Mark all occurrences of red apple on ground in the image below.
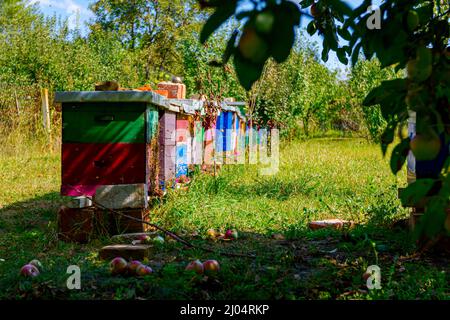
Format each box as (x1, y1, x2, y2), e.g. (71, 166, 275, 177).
(224, 229, 238, 240)
(138, 234, 151, 243)
(20, 264, 40, 278)
(203, 260, 220, 275)
(362, 271, 371, 282)
(136, 264, 153, 276)
(110, 257, 128, 275)
(127, 260, 142, 275)
(185, 260, 204, 275)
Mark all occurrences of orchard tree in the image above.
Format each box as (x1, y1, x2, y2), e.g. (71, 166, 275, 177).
(199, 0, 450, 241)
(179, 28, 246, 100)
(90, 0, 203, 80)
(348, 58, 400, 142)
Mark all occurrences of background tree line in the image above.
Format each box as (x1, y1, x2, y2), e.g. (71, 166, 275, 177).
(0, 0, 397, 154)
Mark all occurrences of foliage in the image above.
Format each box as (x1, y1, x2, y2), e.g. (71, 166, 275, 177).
(0, 0, 388, 147)
(251, 46, 345, 136)
(200, 0, 450, 240)
(348, 58, 401, 142)
(179, 27, 246, 100)
(90, 0, 203, 81)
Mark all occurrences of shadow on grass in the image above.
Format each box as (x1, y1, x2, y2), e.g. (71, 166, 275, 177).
(0, 192, 62, 232)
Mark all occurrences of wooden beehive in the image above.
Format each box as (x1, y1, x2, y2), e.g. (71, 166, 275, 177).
(160, 99, 205, 180)
(176, 114, 191, 178)
(158, 110, 177, 189)
(55, 91, 167, 235)
(215, 111, 225, 164)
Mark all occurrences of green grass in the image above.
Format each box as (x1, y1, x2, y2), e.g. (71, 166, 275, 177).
(0, 138, 448, 300)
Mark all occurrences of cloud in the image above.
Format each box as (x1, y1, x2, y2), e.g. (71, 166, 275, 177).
(28, 0, 94, 29)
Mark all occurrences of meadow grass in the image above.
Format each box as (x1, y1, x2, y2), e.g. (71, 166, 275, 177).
(154, 138, 408, 234)
(0, 138, 448, 300)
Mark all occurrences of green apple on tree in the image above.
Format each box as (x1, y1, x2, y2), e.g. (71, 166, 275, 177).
(406, 10, 420, 31)
(255, 10, 275, 34)
(410, 130, 441, 161)
(238, 27, 269, 64)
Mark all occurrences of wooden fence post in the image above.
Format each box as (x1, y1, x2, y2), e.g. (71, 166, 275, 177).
(14, 89, 21, 116)
(41, 88, 51, 134)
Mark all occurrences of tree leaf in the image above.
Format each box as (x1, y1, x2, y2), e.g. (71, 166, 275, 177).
(270, 15, 295, 63)
(280, 1, 302, 25)
(418, 197, 448, 238)
(337, 47, 348, 65)
(363, 79, 407, 106)
(321, 42, 330, 62)
(328, 0, 353, 17)
(236, 10, 253, 20)
(300, 0, 314, 9)
(307, 21, 316, 36)
(380, 123, 396, 155)
(351, 42, 362, 66)
(233, 50, 264, 91)
(200, 1, 237, 44)
(337, 27, 351, 41)
(399, 179, 435, 208)
(222, 30, 238, 65)
(390, 138, 410, 175)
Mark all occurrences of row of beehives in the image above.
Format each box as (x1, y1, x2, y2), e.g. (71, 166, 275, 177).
(55, 90, 267, 213)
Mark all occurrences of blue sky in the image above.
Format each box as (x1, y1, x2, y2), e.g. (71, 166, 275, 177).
(27, 0, 381, 75)
(28, 0, 94, 29)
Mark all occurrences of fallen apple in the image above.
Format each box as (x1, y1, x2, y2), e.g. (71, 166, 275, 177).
(203, 260, 220, 275)
(29, 259, 43, 270)
(206, 228, 217, 239)
(136, 264, 153, 276)
(185, 260, 204, 275)
(20, 264, 40, 278)
(127, 260, 143, 275)
(410, 132, 441, 161)
(153, 235, 165, 245)
(138, 234, 151, 242)
(362, 271, 371, 282)
(224, 229, 238, 240)
(110, 257, 128, 275)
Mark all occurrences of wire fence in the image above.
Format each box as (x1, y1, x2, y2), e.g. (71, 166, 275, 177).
(0, 83, 61, 156)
